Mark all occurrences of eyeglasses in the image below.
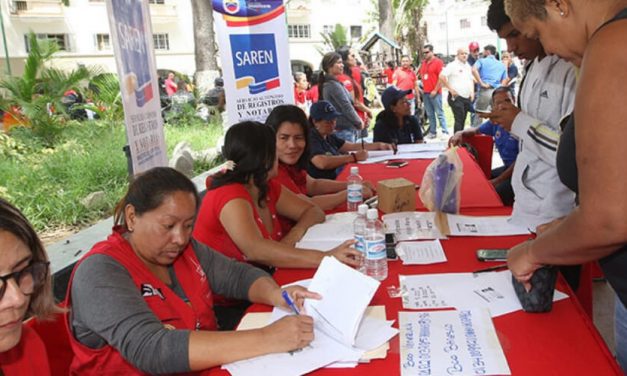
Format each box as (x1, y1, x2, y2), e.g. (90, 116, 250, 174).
(0, 261, 49, 301)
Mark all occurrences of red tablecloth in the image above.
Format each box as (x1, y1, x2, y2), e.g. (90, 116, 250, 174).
(337, 148, 503, 210)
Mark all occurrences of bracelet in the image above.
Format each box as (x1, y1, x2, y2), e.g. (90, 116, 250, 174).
(350, 152, 357, 163)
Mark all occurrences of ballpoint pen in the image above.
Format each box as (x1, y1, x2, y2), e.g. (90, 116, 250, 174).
(472, 263, 508, 275)
(282, 290, 300, 315)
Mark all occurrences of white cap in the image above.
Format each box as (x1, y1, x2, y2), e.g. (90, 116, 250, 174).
(358, 204, 368, 215)
(350, 166, 359, 175)
(367, 208, 378, 220)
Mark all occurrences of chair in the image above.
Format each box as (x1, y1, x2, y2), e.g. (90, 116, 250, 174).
(464, 134, 494, 179)
(24, 311, 73, 375)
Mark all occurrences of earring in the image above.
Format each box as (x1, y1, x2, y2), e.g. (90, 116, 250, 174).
(560, 10, 565, 16)
(128, 227, 134, 232)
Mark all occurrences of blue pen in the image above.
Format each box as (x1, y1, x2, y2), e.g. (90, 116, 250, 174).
(281, 290, 300, 315)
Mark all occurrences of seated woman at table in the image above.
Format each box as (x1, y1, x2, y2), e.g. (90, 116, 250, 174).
(193, 121, 360, 269)
(265, 104, 374, 213)
(67, 167, 319, 374)
(0, 198, 58, 376)
(504, 0, 627, 370)
(373, 86, 424, 145)
(307, 100, 393, 180)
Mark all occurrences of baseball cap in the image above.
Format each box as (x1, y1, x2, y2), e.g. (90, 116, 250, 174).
(381, 86, 412, 111)
(468, 41, 480, 52)
(310, 100, 342, 120)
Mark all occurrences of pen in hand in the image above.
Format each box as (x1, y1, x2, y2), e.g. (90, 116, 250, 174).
(282, 290, 300, 315)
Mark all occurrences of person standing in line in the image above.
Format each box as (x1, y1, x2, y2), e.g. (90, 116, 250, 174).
(440, 47, 475, 133)
(467, 41, 481, 67)
(392, 55, 419, 116)
(383, 61, 395, 86)
(501, 51, 520, 96)
(419, 45, 448, 138)
(318, 52, 363, 142)
(293, 72, 311, 115)
(472, 44, 508, 91)
(337, 47, 373, 136)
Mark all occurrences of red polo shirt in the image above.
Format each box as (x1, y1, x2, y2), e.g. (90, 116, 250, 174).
(392, 67, 417, 99)
(419, 57, 444, 94)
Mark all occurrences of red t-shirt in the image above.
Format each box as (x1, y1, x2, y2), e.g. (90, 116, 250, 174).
(392, 67, 417, 99)
(383, 67, 394, 84)
(274, 163, 308, 233)
(294, 87, 307, 106)
(193, 179, 283, 262)
(419, 57, 444, 94)
(307, 85, 319, 103)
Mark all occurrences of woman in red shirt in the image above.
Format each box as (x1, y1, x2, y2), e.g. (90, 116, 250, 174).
(193, 121, 361, 270)
(0, 198, 57, 376)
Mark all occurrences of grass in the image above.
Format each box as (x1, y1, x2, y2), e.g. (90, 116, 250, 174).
(0, 118, 223, 233)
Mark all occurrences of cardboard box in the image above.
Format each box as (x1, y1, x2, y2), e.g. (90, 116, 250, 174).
(376, 178, 416, 213)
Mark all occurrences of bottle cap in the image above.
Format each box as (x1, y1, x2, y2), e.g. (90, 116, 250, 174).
(367, 208, 378, 220)
(358, 204, 368, 215)
(350, 166, 359, 175)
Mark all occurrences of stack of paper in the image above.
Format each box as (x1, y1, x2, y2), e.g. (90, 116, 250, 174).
(359, 142, 448, 164)
(295, 212, 357, 251)
(223, 257, 399, 375)
(399, 309, 511, 376)
(399, 270, 568, 317)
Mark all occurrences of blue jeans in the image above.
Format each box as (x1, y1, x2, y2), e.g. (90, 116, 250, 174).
(616, 294, 627, 372)
(423, 92, 448, 135)
(335, 128, 357, 143)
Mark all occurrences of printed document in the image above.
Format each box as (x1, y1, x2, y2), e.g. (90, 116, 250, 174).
(399, 309, 511, 376)
(382, 212, 444, 241)
(396, 240, 447, 265)
(446, 214, 529, 236)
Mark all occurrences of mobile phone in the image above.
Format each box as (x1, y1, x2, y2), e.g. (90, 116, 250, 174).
(386, 160, 408, 168)
(476, 249, 508, 262)
(385, 233, 398, 260)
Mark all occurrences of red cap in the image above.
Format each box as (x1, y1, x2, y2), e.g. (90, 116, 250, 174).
(468, 41, 480, 52)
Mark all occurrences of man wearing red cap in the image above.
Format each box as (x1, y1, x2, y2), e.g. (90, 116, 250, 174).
(468, 41, 480, 66)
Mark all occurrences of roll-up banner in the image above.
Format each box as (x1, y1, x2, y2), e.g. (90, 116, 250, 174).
(212, 0, 294, 125)
(106, 0, 167, 175)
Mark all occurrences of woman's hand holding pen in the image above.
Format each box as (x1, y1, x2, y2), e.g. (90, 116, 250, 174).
(262, 314, 315, 353)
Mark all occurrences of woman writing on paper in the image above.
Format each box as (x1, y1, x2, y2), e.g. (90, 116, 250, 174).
(307, 101, 392, 180)
(265, 104, 375, 214)
(503, 0, 627, 370)
(0, 198, 57, 375)
(66, 167, 318, 374)
(373, 86, 425, 145)
(193, 121, 361, 270)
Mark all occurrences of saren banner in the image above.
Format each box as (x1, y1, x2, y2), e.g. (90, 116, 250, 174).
(106, 0, 167, 175)
(212, 0, 294, 125)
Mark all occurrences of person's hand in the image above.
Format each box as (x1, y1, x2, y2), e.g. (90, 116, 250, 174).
(535, 217, 565, 236)
(328, 239, 363, 268)
(262, 315, 314, 353)
(448, 131, 464, 147)
(430, 91, 437, 98)
(362, 183, 374, 199)
(480, 81, 491, 89)
(489, 102, 521, 131)
(470, 93, 475, 102)
(507, 241, 543, 292)
(276, 285, 322, 313)
(378, 142, 394, 151)
(449, 89, 458, 98)
(354, 149, 368, 161)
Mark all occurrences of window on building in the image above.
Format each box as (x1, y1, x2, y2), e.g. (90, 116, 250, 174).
(322, 25, 334, 34)
(153, 33, 170, 50)
(25, 34, 70, 52)
(148, 0, 165, 3)
(481, 16, 487, 26)
(350, 25, 362, 39)
(287, 24, 311, 39)
(94, 34, 110, 51)
(460, 18, 471, 29)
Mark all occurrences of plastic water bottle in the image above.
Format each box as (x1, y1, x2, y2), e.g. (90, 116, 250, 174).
(364, 208, 388, 281)
(353, 204, 369, 274)
(346, 166, 363, 212)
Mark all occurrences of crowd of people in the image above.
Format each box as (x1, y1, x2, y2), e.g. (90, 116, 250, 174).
(1, 0, 626, 374)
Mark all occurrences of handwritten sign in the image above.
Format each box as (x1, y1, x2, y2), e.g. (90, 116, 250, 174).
(399, 309, 511, 376)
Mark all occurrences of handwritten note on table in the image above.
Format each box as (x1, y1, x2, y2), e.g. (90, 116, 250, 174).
(399, 271, 569, 317)
(396, 240, 447, 265)
(399, 309, 511, 376)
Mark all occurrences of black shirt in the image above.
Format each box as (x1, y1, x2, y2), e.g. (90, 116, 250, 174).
(307, 128, 346, 180)
(373, 111, 424, 144)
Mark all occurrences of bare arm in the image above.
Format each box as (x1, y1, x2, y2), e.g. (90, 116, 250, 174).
(276, 186, 325, 246)
(508, 27, 627, 281)
(306, 174, 347, 195)
(340, 141, 393, 152)
(490, 161, 515, 186)
(310, 153, 356, 170)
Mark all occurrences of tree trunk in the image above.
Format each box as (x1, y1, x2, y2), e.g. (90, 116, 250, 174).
(378, 0, 395, 61)
(191, 0, 220, 95)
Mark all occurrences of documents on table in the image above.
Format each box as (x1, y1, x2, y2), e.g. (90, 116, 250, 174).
(399, 271, 568, 317)
(359, 142, 448, 164)
(296, 212, 357, 251)
(396, 240, 447, 265)
(383, 211, 530, 240)
(224, 257, 398, 375)
(399, 309, 511, 376)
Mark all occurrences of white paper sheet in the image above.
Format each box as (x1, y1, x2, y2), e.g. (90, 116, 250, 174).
(382, 212, 445, 241)
(446, 215, 530, 236)
(359, 151, 443, 164)
(399, 270, 569, 317)
(397, 141, 447, 153)
(305, 257, 381, 346)
(396, 240, 447, 265)
(399, 309, 511, 376)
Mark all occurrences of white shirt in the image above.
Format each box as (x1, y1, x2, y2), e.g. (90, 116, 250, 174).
(441, 59, 474, 99)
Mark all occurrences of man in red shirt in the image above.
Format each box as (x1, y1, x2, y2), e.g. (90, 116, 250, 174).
(419, 44, 448, 138)
(393, 55, 418, 116)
